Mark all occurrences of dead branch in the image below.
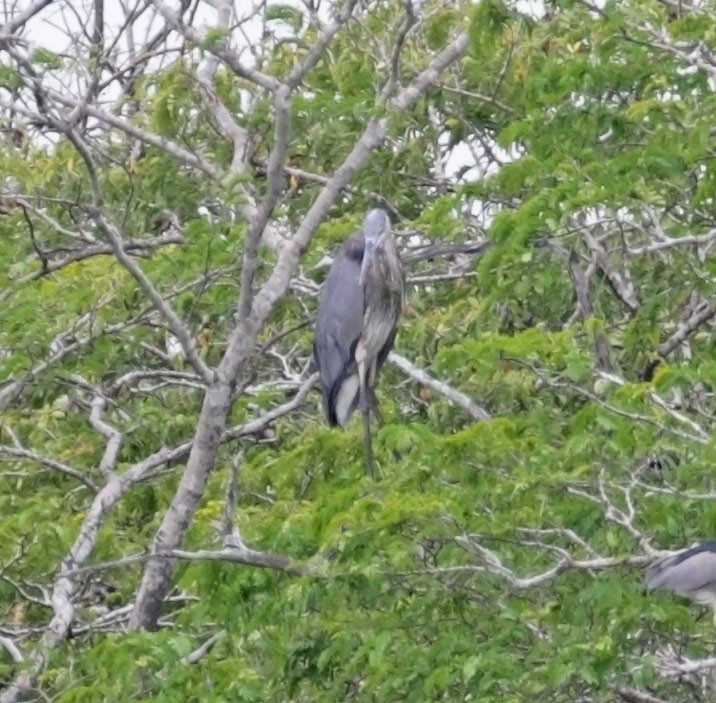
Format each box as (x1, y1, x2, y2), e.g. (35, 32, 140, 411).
(616, 686, 670, 703)
(655, 645, 716, 679)
(88, 394, 123, 479)
(2, 0, 54, 34)
(0, 444, 98, 493)
(167, 546, 310, 575)
(0, 635, 24, 665)
(582, 228, 640, 313)
(150, 0, 280, 91)
(388, 352, 491, 421)
(88, 212, 214, 385)
(14, 231, 185, 282)
(658, 298, 716, 359)
(520, 359, 710, 445)
(545, 239, 612, 370)
(596, 370, 710, 442)
(65, 543, 312, 578)
(454, 533, 651, 590)
(181, 630, 226, 665)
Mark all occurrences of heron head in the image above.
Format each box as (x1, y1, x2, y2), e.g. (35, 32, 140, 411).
(360, 208, 391, 285)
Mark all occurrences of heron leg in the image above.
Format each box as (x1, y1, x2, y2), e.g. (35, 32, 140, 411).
(357, 355, 374, 479)
(367, 387, 384, 426)
(361, 403, 374, 479)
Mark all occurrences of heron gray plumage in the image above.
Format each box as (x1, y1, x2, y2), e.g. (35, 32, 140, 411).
(314, 208, 404, 477)
(646, 541, 716, 624)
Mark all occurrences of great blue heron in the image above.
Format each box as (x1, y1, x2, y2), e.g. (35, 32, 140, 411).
(646, 541, 716, 624)
(314, 208, 404, 477)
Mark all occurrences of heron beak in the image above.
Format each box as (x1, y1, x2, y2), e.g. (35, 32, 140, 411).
(359, 240, 377, 286)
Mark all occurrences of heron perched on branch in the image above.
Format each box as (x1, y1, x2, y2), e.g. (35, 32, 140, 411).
(646, 541, 716, 624)
(314, 208, 404, 477)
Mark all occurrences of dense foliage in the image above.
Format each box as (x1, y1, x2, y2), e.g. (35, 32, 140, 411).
(3, 0, 716, 700)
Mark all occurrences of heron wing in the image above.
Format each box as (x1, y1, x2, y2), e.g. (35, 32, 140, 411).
(314, 234, 365, 426)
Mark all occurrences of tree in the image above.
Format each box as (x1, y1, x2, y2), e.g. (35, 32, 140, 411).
(2, 0, 716, 701)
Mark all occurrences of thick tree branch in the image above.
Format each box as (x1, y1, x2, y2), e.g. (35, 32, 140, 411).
(88, 211, 214, 384)
(68, 545, 313, 578)
(627, 227, 716, 255)
(582, 229, 640, 313)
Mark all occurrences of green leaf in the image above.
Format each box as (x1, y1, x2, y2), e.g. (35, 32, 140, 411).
(265, 5, 304, 31)
(31, 48, 62, 69)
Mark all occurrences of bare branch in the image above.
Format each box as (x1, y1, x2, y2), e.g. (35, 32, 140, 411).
(454, 533, 651, 591)
(597, 370, 710, 442)
(236, 84, 292, 322)
(253, 159, 401, 217)
(194, 0, 250, 174)
(0, 574, 50, 609)
(27, 102, 215, 386)
(388, 352, 491, 422)
(285, 0, 359, 89)
(0, 636, 24, 665)
(219, 451, 242, 542)
(2, 0, 54, 34)
(88, 394, 123, 479)
(377, 0, 417, 103)
(582, 229, 640, 313)
(44, 89, 219, 176)
(150, 0, 281, 91)
(657, 649, 716, 676)
(14, 231, 185, 283)
(658, 298, 716, 359)
(521, 359, 710, 445)
(87, 211, 215, 385)
(616, 686, 670, 703)
(0, 444, 98, 493)
(66, 543, 312, 577)
(438, 82, 518, 116)
(168, 546, 310, 575)
(181, 630, 226, 665)
(627, 227, 716, 255)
